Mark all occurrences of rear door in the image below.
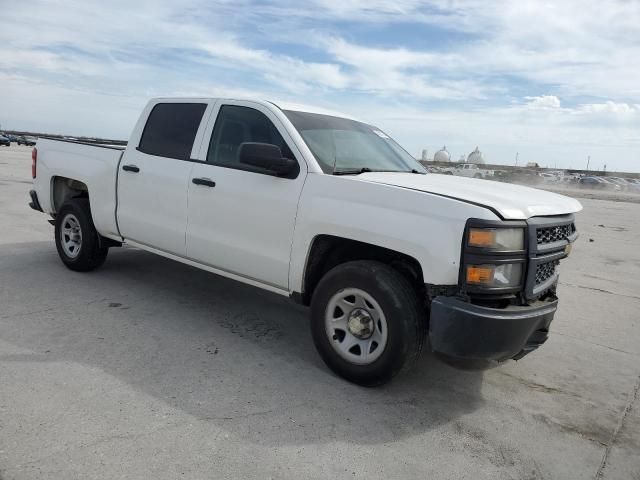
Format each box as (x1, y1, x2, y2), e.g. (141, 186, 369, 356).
(117, 101, 211, 255)
(186, 101, 307, 290)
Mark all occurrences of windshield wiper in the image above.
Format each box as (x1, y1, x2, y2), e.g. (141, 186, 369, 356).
(333, 167, 425, 176)
(333, 167, 375, 175)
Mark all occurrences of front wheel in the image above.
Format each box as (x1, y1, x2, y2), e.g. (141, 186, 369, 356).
(55, 198, 108, 271)
(310, 260, 425, 386)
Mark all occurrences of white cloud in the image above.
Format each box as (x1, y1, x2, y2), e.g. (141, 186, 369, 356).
(3, 0, 638, 101)
(320, 37, 485, 99)
(576, 102, 638, 114)
(525, 96, 561, 110)
(198, 41, 350, 92)
(266, 0, 640, 99)
(0, 0, 638, 170)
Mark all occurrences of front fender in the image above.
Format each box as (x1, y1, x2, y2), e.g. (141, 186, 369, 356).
(289, 173, 499, 292)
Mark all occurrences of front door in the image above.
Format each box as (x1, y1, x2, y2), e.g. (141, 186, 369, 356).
(186, 102, 306, 290)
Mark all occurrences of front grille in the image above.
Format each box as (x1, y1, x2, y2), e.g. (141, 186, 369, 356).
(535, 260, 559, 285)
(537, 223, 575, 245)
(526, 215, 576, 300)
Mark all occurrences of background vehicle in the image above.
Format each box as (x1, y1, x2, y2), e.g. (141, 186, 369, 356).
(18, 135, 37, 146)
(578, 176, 606, 189)
(424, 166, 453, 175)
(0, 135, 10, 147)
(539, 172, 563, 183)
(624, 178, 640, 191)
(607, 177, 638, 191)
(29, 97, 581, 385)
(451, 163, 494, 179)
(599, 177, 622, 190)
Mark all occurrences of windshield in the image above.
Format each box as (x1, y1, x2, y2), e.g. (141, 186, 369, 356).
(283, 110, 426, 174)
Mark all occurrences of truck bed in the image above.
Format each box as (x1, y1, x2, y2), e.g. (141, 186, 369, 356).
(33, 138, 125, 239)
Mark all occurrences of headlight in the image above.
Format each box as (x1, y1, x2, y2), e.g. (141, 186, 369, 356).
(468, 227, 524, 251)
(466, 263, 523, 288)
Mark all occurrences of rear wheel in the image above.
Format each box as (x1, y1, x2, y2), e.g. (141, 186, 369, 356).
(310, 260, 425, 386)
(55, 198, 108, 271)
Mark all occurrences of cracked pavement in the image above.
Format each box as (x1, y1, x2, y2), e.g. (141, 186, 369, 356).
(1, 145, 639, 479)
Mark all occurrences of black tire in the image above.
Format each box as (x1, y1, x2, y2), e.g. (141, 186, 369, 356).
(55, 198, 108, 272)
(310, 260, 425, 386)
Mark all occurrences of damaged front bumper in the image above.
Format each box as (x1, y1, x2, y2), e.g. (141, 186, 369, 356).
(429, 296, 557, 369)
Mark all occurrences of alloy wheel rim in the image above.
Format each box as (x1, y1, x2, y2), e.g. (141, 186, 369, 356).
(60, 213, 82, 258)
(325, 288, 388, 365)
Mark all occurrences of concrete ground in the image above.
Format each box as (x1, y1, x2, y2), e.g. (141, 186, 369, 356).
(1, 144, 639, 480)
(516, 182, 640, 205)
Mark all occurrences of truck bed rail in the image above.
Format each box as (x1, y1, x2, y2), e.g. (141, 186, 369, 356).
(40, 137, 127, 151)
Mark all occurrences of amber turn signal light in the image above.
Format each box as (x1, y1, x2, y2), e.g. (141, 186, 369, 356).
(468, 228, 496, 247)
(466, 266, 494, 284)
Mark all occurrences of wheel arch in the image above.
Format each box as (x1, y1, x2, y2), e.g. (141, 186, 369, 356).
(51, 176, 89, 213)
(298, 234, 425, 306)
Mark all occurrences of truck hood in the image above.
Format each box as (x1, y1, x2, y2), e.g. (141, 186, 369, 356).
(355, 172, 582, 220)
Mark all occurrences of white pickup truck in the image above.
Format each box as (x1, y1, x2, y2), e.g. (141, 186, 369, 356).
(450, 163, 495, 179)
(29, 97, 581, 385)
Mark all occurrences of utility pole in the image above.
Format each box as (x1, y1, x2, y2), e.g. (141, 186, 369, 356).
(515, 152, 519, 167)
(586, 155, 590, 171)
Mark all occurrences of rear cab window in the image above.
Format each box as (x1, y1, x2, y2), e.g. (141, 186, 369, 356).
(138, 103, 207, 160)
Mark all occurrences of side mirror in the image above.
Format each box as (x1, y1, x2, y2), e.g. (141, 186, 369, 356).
(238, 142, 297, 177)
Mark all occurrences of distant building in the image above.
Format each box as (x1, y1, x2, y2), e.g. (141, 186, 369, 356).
(467, 146, 485, 164)
(421, 149, 428, 161)
(434, 145, 451, 162)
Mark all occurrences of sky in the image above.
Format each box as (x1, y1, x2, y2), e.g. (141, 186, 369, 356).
(0, 0, 638, 171)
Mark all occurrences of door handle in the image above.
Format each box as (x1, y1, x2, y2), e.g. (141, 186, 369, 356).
(192, 177, 216, 187)
(122, 164, 140, 173)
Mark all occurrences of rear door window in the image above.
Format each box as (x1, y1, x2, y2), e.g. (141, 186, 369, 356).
(138, 103, 207, 160)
